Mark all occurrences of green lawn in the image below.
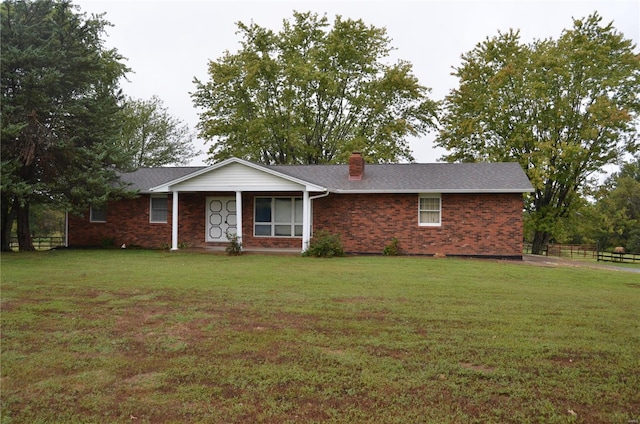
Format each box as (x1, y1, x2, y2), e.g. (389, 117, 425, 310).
(1, 250, 639, 423)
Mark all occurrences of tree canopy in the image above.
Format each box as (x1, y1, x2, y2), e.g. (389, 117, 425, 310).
(192, 11, 437, 165)
(118, 95, 199, 169)
(1, 0, 129, 251)
(435, 13, 640, 254)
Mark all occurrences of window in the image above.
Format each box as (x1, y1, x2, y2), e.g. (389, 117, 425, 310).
(419, 194, 441, 226)
(90, 206, 107, 223)
(150, 196, 168, 223)
(254, 197, 303, 237)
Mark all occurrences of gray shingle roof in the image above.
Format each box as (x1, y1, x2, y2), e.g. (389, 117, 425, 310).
(118, 167, 205, 193)
(271, 162, 533, 193)
(119, 161, 533, 193)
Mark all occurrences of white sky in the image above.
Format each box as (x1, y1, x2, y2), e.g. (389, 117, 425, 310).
(74, 0, 640, 165)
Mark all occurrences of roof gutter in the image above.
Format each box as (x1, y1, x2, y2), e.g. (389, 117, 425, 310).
(330, 188, 535, 194)
(309, 191, 330, 201)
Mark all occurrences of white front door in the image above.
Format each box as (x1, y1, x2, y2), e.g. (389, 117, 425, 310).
(206, 196, 237, 242)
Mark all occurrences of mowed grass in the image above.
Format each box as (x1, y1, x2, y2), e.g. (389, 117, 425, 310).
(1, 250, 639, 424)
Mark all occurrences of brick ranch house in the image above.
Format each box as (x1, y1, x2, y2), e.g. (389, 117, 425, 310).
(67, 152, 534, 258)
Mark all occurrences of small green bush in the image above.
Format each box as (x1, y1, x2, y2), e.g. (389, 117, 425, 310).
(383, 237, 400, 255)
(303, 230, 345, 258)
(101, 237, 115, 248)
(225, 231, 243, 255)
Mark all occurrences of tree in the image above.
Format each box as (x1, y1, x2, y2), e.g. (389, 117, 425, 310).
(590, 158, 640, 252)
(1, 0, 130, 251)
(436, 13, 640, 254)
(192, 11, 437, 165)
(119, 95, 199, 169)
(27, 203, 65, 237)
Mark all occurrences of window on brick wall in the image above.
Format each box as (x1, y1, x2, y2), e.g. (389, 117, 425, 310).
(254, 197, 303, 237)
(418, 194, 441, 226)
(150, 196, 168, 223)
(90, 206, 107, 223)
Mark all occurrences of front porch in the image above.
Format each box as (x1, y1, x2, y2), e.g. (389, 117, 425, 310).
(148, 158, 328, 253)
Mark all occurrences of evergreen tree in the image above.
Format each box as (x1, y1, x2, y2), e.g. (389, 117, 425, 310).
(1, 0, 130, 251)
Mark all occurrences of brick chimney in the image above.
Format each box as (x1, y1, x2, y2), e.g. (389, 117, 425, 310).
(348, 151, 365, 180)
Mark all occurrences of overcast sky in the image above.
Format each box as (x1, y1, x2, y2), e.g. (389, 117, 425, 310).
(74, 0, 640, 165)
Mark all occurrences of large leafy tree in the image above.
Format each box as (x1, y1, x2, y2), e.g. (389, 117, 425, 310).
(1, 0, 130, 251)
(119, 96, 199, 169)
(192, 11, 437, 165)
(436, 13, 640, 254)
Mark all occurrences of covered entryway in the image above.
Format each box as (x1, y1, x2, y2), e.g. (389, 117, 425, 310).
(149, 158, 327, 252)
(206, 196, 236, 242)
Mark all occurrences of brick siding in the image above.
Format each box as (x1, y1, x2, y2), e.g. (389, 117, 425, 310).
(68, 195, 172, 248)
(68, 191, 524, 257)
(312, 193, 523, 256)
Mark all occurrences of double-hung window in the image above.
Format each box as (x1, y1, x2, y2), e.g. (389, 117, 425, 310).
(150, 196, 168, 223)
(90, 206, 107, 223)
(254, 197, 303, 237)
(419, 194, 441, 226)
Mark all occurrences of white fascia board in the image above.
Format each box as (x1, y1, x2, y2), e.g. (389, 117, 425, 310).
(149, 157, 327, 193)
(331, 188, 535, 194)
(168, 185, 327, 192)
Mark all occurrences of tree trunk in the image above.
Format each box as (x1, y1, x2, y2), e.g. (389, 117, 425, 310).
(15, 199, 35, 252)
(531, 230, 550, 255)
(1, 193, 15, 251)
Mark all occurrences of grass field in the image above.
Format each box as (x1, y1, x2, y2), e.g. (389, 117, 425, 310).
(1, 250, 639, 423)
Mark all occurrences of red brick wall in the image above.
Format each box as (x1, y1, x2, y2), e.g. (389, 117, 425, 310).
(67, 192, 304, 250)
(312, 193, 524, 257)
(177, 193, 206, 246)
(69, 192, 524, 256)
(68, 195, 172, 248)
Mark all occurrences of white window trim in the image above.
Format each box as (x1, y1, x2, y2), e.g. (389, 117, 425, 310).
(254, 196, 303, 238)
(418, 194, 441, 227)
(90, 206, 106, 223)
(149, 195, 169, 223)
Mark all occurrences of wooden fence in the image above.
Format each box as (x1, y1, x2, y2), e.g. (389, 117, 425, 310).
(9, 236, 65, 251)
(596, 250, 640, 264)
(524, 243, 639, 264)
(546, 244, 597, 259)
(524, 243, 597, 258)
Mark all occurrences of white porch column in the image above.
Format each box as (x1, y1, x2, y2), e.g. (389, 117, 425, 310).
(235, 191, 243, 247)
(171, 190, 179, 250)
(302, 190, 310, 252)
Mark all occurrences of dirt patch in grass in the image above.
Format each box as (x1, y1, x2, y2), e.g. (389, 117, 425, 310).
(332, 296, 372, 303)
(459, 362, 496, 373)
(122, 371, 163, 386)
